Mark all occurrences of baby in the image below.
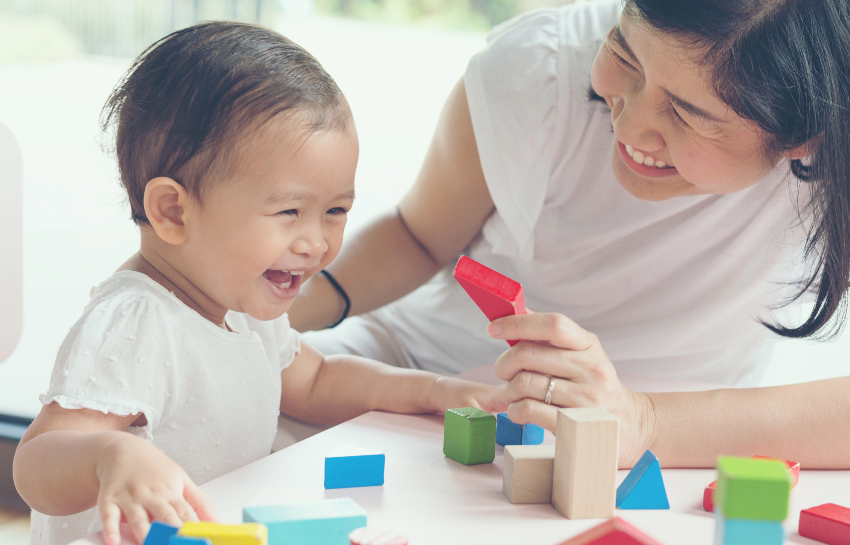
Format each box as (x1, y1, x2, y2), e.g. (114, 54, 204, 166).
(13, 22, 506, 545)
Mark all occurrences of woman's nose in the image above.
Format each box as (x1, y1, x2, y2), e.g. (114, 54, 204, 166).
(612, 90, 666, 153)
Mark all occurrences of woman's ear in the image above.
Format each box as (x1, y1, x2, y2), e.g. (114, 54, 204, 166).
(144, 177, 191, 245)
(783, 137, 820, 160)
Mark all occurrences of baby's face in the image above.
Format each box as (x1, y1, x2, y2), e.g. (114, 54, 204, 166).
(180, 117, 358, 321)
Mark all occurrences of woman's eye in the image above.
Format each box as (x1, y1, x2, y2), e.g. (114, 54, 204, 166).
(670, 104, 691, 129)
(607, 45, 633, 70)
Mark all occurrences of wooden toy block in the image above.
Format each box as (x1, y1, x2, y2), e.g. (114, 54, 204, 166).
(714, 511, 783, 545)
(799, 503, 850, 545)
(452, 255, 525, 346)
(714, 456, 791, 521)
(616, 449, 669, 509)
(144, 522, 179, 545)
(704, 456, 799, 512)
(503, 445, 555, 504)
(552, 408, 619, 519)
(496, 412, 522, 445)
(178, 522, 267, 545)
(243, 499, 366, 545)
(443, 406, 496, 465)
(348, 527, 409, 545)
(170, 538, 212, 545)
(324, 445, 385, 489)
(555, 517, 664, 544)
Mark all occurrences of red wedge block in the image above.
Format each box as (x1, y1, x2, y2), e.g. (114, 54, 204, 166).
(703, 456, 799, 512)
(799, 504, 850, 545)
(556, 518, 663, 545)
(453, 256, 526, 346)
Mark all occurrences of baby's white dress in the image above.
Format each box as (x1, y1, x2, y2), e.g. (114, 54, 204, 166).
(30, 271, 301, 545)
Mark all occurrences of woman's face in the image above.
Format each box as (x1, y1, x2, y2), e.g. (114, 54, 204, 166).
(590, 12, 779, 201)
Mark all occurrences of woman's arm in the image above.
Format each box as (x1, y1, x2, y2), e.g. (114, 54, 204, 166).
(489, 311, 850, 469)
(288, 77, 496, 331)
(14, 404, 214, 545)
(279, 342, 508, 424)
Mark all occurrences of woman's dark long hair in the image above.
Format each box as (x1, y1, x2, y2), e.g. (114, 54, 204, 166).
(626, 0, 850, 339)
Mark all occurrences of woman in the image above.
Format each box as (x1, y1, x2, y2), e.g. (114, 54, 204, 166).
(289, 0, 850, 468)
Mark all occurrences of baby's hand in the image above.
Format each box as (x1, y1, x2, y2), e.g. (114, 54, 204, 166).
(430, 377, 509, 415)
(95, 434, 216, 545)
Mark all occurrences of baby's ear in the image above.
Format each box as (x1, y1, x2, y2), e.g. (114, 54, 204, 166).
(144, 177, 190, 245)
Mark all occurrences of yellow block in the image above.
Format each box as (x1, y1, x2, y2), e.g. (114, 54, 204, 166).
(179, 522, 268, 545)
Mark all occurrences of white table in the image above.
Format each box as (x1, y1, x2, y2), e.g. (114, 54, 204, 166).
(73, 366, 850, 545)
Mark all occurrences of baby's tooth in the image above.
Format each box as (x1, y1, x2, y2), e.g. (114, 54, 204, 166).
(292, 271, 304, 275)
(279, 281, 292, 289)
(626, 144, 635, 155)
(655, 161, 666, 168)
(632, 150, 645, 163)
(643, 156, 655, 167)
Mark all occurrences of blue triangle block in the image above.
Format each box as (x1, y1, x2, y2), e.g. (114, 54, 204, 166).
(616, 449, 670, 509)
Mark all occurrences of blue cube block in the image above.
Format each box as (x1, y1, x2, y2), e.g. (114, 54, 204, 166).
(714, 511, 784, 545)
(521, 422, 544, 445)
(243, 498, 367, 545)
(324, 445, 385, 489)
(496, 413, 522, 446)
(143, 521, 179, 545)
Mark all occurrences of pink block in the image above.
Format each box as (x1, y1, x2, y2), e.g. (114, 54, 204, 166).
(556, 518, 663, 545)
(799, 503, 850, 545)
(453, 256, 526, 346)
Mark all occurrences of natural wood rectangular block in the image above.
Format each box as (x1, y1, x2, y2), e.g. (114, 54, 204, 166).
(503, 445, 555, 504)
(552, 408, 619, 519)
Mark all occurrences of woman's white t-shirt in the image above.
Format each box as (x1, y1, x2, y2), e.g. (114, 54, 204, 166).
(327, 0, 810, 386)
(30, 271, 300, 545)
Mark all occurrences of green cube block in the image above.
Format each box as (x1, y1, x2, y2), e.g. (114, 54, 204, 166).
(443, 407, 496, 465)
(715, 456, 791, 521)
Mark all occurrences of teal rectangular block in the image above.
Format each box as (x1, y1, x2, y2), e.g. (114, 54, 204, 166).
(443, 407, 496, 465)
(324, 445, 385, 489)
(243, 498, 366, 545)
(714, 511, 784, 545)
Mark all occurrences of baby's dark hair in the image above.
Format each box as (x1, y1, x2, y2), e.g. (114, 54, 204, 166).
(101, 21, 352, 225)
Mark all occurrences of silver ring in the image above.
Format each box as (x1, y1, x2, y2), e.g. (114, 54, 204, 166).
(544, 376, 556, 405)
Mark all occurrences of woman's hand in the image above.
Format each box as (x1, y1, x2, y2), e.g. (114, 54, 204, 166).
(489, 311, 655, 467)
(96, 434, 216, 545)
(428, 377, 510, 415)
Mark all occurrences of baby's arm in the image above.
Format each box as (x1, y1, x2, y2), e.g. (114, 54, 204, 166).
(279, 342, 507, 425)
(14, 402, 214, 545)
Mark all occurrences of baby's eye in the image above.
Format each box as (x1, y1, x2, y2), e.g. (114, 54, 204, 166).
(277, 209, 299, 216)
(326, 207, 349, 215)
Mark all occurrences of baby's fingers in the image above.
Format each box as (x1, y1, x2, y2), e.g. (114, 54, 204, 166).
(148, 498, 184, 528)
(99, 502, 123, 545)
(183, 476, 217, 522)
(124, 503, 152, 545)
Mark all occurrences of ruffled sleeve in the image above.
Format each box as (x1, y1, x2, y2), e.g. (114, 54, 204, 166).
(464, 9, 561, 261)
(273, 313, 301, 371)
(39, 291, 181, 442)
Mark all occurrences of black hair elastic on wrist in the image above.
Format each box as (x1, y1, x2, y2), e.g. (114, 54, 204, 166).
(319, 270, 350, 328)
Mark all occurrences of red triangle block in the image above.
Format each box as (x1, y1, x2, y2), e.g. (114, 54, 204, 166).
(556, 518, 663, 545)
(453, 256, 526, 346)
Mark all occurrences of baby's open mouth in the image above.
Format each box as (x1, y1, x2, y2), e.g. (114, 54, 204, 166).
(263, 269, 305, 289)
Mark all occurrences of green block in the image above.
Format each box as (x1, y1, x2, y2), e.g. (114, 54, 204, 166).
(715, 456, 791, 521)
(443, 407, 496, 465)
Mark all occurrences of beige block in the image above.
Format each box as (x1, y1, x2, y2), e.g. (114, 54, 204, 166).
(503, 445, 556, 504)
(552, 408, 619, 519)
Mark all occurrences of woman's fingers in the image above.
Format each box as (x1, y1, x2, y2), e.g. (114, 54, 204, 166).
(494, 341, 588, 383)
(183, 476, 217, 522)
(99, 502, 123, 545)
(488, 312, 593, 351)
(506, 398, 559, 432)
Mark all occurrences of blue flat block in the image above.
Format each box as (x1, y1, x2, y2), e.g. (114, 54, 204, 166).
(616, 449, 670, 509)
(169, 537, 211, 545)
(244, 498, 367, 545)
(714, 511, 784, 545)
(143, 521, 179, 545)
(496, 413, 522, 446)
(521, 422, 544, 445)
(324, 445, 385, 489)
